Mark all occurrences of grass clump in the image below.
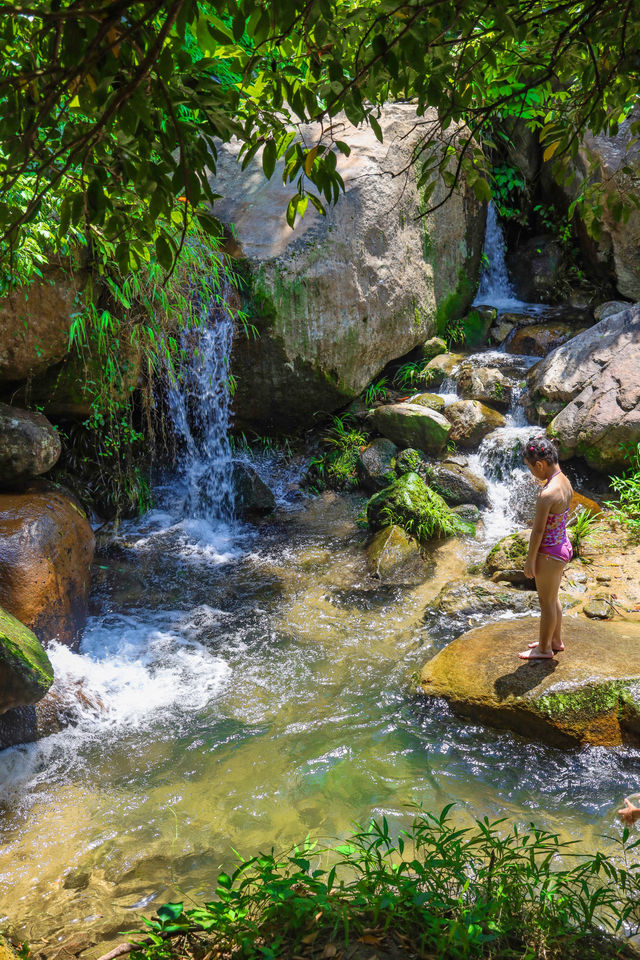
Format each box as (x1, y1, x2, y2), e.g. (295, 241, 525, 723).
(124, 809, 640, 960)
(567, 506, 602, 559)
(605, 442, 640, 539)
(367, 472, 467, 542)
(305, 416, 369, 493)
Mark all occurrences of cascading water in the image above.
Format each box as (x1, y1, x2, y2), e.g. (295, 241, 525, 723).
(474, 201, 518, 308)
(165, 298, 236, 524)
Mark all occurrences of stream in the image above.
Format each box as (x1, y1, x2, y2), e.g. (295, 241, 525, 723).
(0, 210, 635, 949)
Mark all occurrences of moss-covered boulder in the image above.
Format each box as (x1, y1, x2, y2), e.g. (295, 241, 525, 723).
(371, 403, 451, 456)
(366, 472, 464, 541)
(0, 403, 61, 486)
(356, 438, 398, 492)
(420, 617, 640, 747)
(421, 336, 448, 361)
(395, 450, 489, 508)
(366, 524, 421, 581)
(407, 392, 446, 413)
(423, 352, 466, 388)
(427, 577, 539, 620)
(461, 306, 497, 348)
(445, 399, 505, 448)
(0, 605, 53, 714)
(484, 530, 533, 585)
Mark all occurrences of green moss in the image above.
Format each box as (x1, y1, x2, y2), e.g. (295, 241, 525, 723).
(0, 606, 54, 702)
(367, 471, 466, 542)
(486, 534, 529, 569)
(434, 274, 477, 339)
(537, 679, 634, 721)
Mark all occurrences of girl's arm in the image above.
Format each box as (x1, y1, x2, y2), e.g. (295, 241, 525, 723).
(524, 491, 552, 579)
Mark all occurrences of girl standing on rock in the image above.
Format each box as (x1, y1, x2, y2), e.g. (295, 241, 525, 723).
(519, 435, 573, 660)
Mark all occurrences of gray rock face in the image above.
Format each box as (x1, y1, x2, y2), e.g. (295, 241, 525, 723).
(507, 235, 563, 303)
(233, 462, 276, 515)
(427, 460, 489, 507)
(526, 305, 640, 471)
(594, 300, 633, 321)
(366, 524, 421, 582)
(212, 104, 485, 430)
(356, 438, 398, 492)
(372, 403, 451, 455)
(0, 403, 61, 485)
(445, 400, 505, 449)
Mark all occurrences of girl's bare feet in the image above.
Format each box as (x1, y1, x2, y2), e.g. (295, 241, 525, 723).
(528, 640, 565, 652)
(518, 648, 555, 660)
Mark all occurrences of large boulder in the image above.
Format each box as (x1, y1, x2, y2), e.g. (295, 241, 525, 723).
(546, 113, 640, 300)
(420, 617, 640, 747)
(484, 530, 534, 586)
(213, 104, 485, 431)
(456, 364, 513, 409)
(506, 322, 581, 358)
(372, 403, 450, 455)
(0, 266, 83, 381)
(0, 403, 61, 486)
(445, 399, 505, 448)
(356, 438, 398, 492)
(395, 448, 488, 507)
(0, 488, 95, 647)
(526, 305, 640, 470)
(0, 605, 53, 714)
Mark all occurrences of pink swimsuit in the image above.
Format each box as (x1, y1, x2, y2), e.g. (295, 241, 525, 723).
(539, 472, 573, 563)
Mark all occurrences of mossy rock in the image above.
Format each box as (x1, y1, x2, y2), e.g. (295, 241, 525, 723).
(407, 392, 446, 413)
(366, 471, 464, 542)
(366, 524, 421, 581)
(484, 530, 533, 584)
(421, 336, 448, 361)
(0, 605, 54, 714)
(462, 306, 496, 348)
(445, 399, 506, 449)
(423, 352, 466, 387)
(371, 403, 450, 456)
(356, 438, 398, 493)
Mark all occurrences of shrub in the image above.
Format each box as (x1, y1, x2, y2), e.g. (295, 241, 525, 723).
(125, 809, 640, 960)
(567, 506, 601, 558)
(305, 416, 369, 493)
(367, 472, 467, 541)
(605, 443, 640, 538)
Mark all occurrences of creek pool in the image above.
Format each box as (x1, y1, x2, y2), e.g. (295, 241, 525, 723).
(0, 469, 634, 951)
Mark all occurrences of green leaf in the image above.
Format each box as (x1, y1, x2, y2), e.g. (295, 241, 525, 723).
(155, 235, 173, 270)
(369, 115, 383, 143)
(157, 902, 184, 922)
(262, 139, 277, 180)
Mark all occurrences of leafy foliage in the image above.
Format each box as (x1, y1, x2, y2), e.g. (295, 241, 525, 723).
(1, 0, 639, 281)
(305, 415, 369, 493)
(567, 506, 602, 559)
(127, 809, 640, 960)
(606, 443, 640, 539)
(367, 471, 466, 542)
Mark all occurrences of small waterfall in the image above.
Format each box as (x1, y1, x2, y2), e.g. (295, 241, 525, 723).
(166, 295, 236, 525)
(474, 202, 518, 308)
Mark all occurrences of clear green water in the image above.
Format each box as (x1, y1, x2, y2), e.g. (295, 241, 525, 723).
(0, 486, 632, 953)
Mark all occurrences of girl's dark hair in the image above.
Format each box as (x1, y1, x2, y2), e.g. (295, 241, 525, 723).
(523, 435, 559, 465)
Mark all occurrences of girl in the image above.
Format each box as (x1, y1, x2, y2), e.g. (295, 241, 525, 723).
(518, 435, 573, 660)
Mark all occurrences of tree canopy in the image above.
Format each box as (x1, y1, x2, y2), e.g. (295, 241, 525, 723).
(0, 0, 638, 282)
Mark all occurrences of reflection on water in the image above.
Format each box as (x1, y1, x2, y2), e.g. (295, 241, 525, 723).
(0, 477, 633, 948)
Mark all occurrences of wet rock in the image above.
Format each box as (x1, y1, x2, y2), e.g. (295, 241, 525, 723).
(356, 438, 398, 492)
(366, 472, 460, 541)
(233, 462, 276, 515)
(0, 605, 53, 714)
(427, 460, 489, 507)
(420, 616, 640, 746)
(594, 300, 632, 321)
(506, 322, 580, 358)
(570, 490, 602, 517)
(366, 524, 421, 581)
(456, 364, 513, 409)
(395, 448, 429, 477)
(371, 403, 450, 456)
(422, 352, 466, 388)
(484, 530, 534, 586)
(0, 403, 61, 486)
(507, 235, 563, 303)
(421, 336, 448, 361)
(0, 488, 95, 647)
(63, 868, 92, 891)
(584, 597, 614, 620)
(451, 503, 480, 523)
(445, 399, 505, 449)
(526, 304, 640, 471)
(0, 677, 105, 750)
(461, 306, 497, 347)
(428, 577, 538, 619)
(407, 392, 445, 413)
(0, 267, 84, 381)
(489, 319, 516, 345)
(218, 103, 486, 432)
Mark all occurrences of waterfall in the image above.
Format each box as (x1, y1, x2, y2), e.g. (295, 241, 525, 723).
(166, 294, 236, 525)
(474, 201, 519, 308)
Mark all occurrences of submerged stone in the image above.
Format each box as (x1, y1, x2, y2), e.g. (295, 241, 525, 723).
(366, 524, 421, 581)
(420, 617, 640, 747)
(233, 462, 276, 515)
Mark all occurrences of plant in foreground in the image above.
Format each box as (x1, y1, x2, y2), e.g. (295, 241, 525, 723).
(304, 416, 369, 493)
(126, 809, 640, 960)
(567, 506, 602, 559)
(606, 443, 640, 539)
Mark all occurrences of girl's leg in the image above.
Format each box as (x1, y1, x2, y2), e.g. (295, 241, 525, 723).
(528, 593, 565, 651)
(519, 555, 565, 659)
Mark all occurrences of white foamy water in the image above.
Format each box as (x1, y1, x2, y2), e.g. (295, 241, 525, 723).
(474, 202, 546, 314)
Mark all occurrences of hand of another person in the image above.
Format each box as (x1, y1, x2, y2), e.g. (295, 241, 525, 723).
(618, 798, 640, 825)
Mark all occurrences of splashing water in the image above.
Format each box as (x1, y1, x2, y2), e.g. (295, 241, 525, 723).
(165, 299, 236, 524)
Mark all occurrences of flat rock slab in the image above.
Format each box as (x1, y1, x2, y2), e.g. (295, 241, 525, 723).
(420, 617, 640, 747)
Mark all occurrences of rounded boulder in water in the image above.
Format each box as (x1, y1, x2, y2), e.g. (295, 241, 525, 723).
(232, 462, 276, 516)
